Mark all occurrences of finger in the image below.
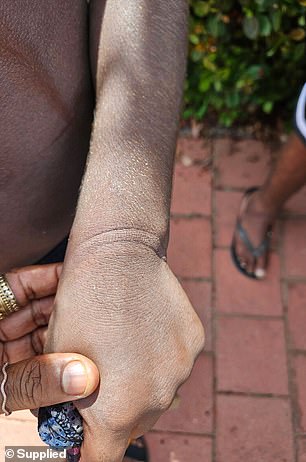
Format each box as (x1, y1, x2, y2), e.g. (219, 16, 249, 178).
(5, 263, 62, 306)
(0, 296, 54, 341)
(1, 353, 99, 413)
(4, 327, 48, 363)
(81, 420, 130, 462)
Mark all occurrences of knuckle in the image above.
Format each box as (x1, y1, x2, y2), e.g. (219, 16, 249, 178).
(154, 390, 174, 411)
(10, 359, 43, 410)
(0, 325, 9, 342)
(31, 329, 45, 355)
(0, 343, 7, 364)
(31, 299, 50, 327)
(192, 321, 205, 356)
(146, 376, 176, 412)
(182, 319, 205, 361)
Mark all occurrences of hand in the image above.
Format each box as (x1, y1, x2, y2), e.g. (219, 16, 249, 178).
(0, 264, 99, 413)
(45, 233, 205, 461)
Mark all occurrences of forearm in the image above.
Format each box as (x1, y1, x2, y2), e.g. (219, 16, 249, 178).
(70, 0, 188, 250)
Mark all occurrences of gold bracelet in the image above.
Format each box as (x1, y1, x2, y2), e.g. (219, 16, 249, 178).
(0, 275, 19, 320)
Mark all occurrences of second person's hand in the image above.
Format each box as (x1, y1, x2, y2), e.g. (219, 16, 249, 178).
(0, 264, 99, 414)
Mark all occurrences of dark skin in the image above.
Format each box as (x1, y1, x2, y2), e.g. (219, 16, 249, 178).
(1, 1, 205, 461)
(234, 133, 306, 277)
(0, 264, 99, 413)
(0, 0, 93, 269)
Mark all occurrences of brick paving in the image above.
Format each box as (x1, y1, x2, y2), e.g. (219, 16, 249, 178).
(155, 136, 306, 462)
(1, 136, 306, 461)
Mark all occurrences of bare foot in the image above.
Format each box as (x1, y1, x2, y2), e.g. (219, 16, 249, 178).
(233, 189, 278, 279)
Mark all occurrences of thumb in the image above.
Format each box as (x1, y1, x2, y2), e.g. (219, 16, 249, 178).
(0, 353, 99, 414)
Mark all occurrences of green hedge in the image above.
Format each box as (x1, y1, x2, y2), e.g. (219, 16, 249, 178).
(185, 0, 306, 127)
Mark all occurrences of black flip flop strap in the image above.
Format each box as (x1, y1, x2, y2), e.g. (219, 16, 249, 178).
(125, 443, 147, 461)
(237, 222, 270, 258)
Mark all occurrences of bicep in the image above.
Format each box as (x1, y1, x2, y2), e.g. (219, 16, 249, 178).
(89, 0, 188, 96)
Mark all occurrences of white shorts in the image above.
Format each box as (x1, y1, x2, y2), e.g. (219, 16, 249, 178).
(296, 83, 306, 143)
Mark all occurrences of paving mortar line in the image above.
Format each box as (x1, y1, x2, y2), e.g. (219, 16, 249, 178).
(150, 429, 213, 438)
(211, 138, 218, 462)
(279, 216, 299, 462)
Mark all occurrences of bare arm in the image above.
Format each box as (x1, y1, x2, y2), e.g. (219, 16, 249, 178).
(71, 0, 188, 248)
(45, 3, 204, 461)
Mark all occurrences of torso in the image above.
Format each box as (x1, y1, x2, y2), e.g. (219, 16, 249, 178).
(0, 0, 101, 271)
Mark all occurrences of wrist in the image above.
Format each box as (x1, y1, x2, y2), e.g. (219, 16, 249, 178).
(68, 226, 169, 261)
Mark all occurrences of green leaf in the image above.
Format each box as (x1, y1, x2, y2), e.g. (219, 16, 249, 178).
(182, 107, 194, 119)
(193, 1, 210, 17)
(207, 15, 226, 38)
(293, 42, 306, 60)
(189, 34, 200, 45)
(259, 15, 272, 36)
(225, 91, 240, 108)
(203, 56, 217, 72)
(243, 16, 260, 40)
(219, 112, 235, 127)
(190, 50, 203, 62)
(199, 77, 212, 92)
(262, 101, 274, 113)
(195, 102, 209, 118)
(214, 80, 223, 92)
(246, 65, 263, 80)
(271, 10, 282, 32)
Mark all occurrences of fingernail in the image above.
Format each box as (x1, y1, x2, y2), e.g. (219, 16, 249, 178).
(255, 268, 266, 279)
(62, 361, 88, 395)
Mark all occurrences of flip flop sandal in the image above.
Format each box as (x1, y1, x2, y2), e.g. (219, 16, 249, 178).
(231, 187, 272, 280)
(125, 437, 149, 461)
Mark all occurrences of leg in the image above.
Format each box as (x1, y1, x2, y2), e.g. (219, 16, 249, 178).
(233, 132, 306, 278)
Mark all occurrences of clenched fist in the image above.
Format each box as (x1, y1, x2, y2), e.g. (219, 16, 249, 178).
(45, 233, 205, 462)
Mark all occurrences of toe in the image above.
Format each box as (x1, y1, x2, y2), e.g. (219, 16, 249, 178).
(235, 237, 255, 275)
(254, 254, 267, 280)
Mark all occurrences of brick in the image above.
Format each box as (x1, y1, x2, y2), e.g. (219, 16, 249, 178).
(215, 249, 282, 316)
(216, 317, 288, 394)
(284, 186, 306, 216)
(147, 433, 212, 462)
(176, 137, 212, 163)
(181, 280, 212, 351)
(0, 410, 36, 422)
(214, 138, 271, 189)
(292, 355, 306, 433)
(283, 220, 306, 278)
(215, 191, 242, 247)
(168, 218, 211, 278)
(171, 164, 211, 216)
(216, 395, 294, 462)
(288, 284, 306, 350)
(298, 439, 306, 462)
(154, 355, 213, 434)
(0, 418, 44, 457)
